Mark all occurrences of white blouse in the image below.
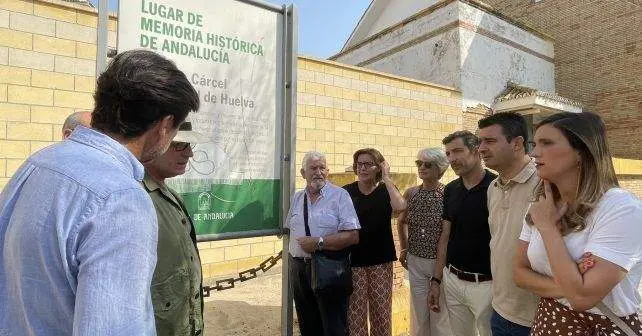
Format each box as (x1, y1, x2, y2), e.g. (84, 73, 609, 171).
(519, 188, 642, 316)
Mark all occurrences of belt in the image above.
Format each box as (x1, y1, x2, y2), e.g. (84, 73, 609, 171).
(292, 256, 312, 263)
(448, 264, 492, 283)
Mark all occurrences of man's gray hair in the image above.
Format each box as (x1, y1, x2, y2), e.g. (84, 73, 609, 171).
(417, 147, 449, 176)
(301, 151, 326, 171)
(62, 111, 89, 132)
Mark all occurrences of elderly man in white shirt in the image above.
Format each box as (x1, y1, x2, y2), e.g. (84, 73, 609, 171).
(285, 151, 360, 336)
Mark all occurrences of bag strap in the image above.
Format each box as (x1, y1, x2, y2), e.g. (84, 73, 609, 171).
(303, 193, 311, 237)
(596, 302, 638, 336)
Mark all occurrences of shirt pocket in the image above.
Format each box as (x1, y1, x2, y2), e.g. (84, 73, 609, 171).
(315, 211, 339, 236)
(152, 269, 192, 334)
(288, 211, 303, 232)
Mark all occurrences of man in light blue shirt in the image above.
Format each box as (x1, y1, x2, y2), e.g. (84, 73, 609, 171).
(285, 151, 360, 336)
(0, 49, 200, 335)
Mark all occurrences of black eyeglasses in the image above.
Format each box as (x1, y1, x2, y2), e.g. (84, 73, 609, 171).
(172, 142, 196, 151)
(354, 161, 376, 169)
(415, 160, 434, 169)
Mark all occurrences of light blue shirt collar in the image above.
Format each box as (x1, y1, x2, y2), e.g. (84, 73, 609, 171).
(69, 126, 145, 182)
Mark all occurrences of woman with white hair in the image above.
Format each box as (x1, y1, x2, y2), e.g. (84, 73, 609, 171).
(398, 148, 452, 336)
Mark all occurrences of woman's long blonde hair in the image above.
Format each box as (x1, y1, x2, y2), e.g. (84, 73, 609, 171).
(530, 112, 618, 235)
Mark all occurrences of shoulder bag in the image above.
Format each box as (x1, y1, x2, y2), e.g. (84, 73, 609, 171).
(595, 302, 638, 336)
(303, 193, 353, 296)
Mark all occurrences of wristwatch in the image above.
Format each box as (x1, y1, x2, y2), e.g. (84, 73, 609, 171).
(316, 236, 324, 251)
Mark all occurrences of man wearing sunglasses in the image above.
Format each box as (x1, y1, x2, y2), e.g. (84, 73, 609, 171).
(142, 120, 205, 336)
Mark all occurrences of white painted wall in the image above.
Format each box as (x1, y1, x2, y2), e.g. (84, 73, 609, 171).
(367, 0, 440, 37)
(458, 27, 554, 108)
(334, 0, 555, 110)
(368, 30, 461, 89)
(336, 2, 459, 66)
(457, 2, 554, 108)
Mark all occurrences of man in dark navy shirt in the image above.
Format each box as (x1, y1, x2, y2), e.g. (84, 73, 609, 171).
(429, 130, 496, 336)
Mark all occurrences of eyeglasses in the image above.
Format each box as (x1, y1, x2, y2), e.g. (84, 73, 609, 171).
(415, 160, 435, 169)
(172, 142, 196, 151)
(354, 161, 377, 169)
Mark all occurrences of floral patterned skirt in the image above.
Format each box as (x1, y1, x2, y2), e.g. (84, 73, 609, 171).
(531, 298, 642, 335)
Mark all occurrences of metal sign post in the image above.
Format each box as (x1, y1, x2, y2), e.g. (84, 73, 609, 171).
(95, 0, 109, 75)
(281, 5, 297, 335)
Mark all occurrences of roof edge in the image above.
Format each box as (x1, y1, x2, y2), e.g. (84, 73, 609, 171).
(330, 0, 554, 61)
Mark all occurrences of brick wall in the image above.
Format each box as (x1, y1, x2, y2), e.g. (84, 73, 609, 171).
(619, 177, 642, 199)
(463, 104, 492, 133)
(480, 0, 642, 159)
(0, 0, 464, 282)
(3, 0, 640, 289)
(613, 158, 642, 199)
(0, 0, 117, 189)
(295, 56, 462, 185)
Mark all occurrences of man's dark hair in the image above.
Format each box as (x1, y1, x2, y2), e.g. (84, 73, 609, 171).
(477, 112, 528, 143)
(91, 49, 199, 138)
(442, 130, 480, 151)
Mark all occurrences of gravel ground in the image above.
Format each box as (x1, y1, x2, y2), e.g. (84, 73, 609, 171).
(202, 267, 642, 335)
(203, 266, 300, 336)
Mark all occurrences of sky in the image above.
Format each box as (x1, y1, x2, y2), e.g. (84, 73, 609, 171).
(88, 0, 372, 58)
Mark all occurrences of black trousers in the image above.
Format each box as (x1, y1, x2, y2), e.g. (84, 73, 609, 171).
(290, 255, 349, 336)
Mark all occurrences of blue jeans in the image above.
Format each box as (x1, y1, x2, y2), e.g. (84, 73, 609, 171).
(490, 309, 531, 336)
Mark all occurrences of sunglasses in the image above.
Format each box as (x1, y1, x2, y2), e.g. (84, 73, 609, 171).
(172, 142, 196, 151)
(415, 160, 435, 169)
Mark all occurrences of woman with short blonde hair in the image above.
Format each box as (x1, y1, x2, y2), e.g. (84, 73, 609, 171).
(398, 148, 451, 336)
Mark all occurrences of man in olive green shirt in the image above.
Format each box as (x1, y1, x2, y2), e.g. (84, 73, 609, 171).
(143, 121, 205, 335)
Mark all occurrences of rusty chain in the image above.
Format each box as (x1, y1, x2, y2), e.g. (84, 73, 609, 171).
(202, 250, 282, 297)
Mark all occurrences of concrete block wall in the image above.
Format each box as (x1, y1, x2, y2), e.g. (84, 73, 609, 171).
(2, 0, 640, 291)
(0, 0, 117, 190)
(295, 56, 462, 186)
(198, 236, 284, 281)
(0, 1, 464, 283)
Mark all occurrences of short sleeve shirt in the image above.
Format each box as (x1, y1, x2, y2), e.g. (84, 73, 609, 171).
(285, 182, 360, 258)
(443, 170, 496, 275)
(519, 188, 642, 316)
(343, 182, 398, 267)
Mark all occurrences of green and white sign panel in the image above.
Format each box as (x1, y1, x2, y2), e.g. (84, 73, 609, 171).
(118, 0, 285, 237)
